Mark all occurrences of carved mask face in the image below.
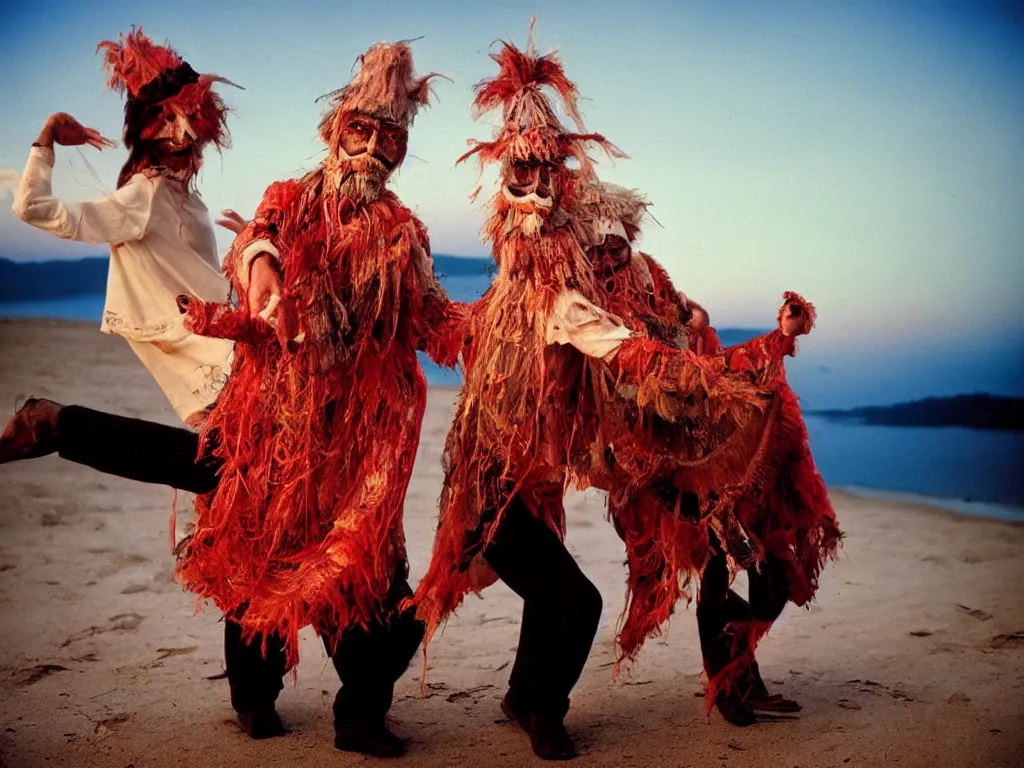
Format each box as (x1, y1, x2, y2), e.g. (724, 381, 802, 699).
(139, 100, 200, 167)
(331, 112, 408, 202)
(501, 159, 558, 213)
(338, 114, 409, 169)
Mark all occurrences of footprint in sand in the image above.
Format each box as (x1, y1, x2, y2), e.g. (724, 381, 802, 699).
(15, 664, 69, 687)
(956, 604, 993, 622)
(60, 612, 145, 647)
(990, 632, 1024, 649)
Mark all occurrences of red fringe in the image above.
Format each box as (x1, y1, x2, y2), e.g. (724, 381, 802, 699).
(413, 217, 597, 647)
(177, 169, 459, 668)
(589, 275, 840, 666)
(704, 619, 774, 714)
(97, 27, 182, 98)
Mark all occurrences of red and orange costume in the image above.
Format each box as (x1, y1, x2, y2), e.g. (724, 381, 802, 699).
(572, 181, 841, 724)
(410, 26, 803, 757)
(172, 44, 462, 755)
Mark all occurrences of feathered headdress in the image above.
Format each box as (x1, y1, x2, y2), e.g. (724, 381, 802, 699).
(96, 27, 238, 152)
(458, 20, 624, 174)
(318, 41, 442, 147)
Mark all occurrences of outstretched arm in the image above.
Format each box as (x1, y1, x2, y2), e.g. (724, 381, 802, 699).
(12, 113, 153, 244)
(716, 293, 815, 378)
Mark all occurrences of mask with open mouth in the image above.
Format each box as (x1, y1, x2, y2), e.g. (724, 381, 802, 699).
(456, 23, 625, 243)
(98, 27, 239, 188)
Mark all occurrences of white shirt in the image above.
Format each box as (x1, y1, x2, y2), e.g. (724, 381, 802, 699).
(12, 146, 234, 421)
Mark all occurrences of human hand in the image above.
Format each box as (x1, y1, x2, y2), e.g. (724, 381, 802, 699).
(37, 113, 116, 151)
(777, 292, 816, 337)
(248, 255, 302, 349)
(216, 209, 248, 235)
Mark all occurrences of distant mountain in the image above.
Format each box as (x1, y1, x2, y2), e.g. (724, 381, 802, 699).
(811, 394, 1024, 432)
(0, 256, 109, 301)
(0, 254, 492, 303)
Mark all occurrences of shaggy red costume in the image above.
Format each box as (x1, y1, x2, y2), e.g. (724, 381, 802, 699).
(413, 31, 781, 655)
(175, 42, 462, 668)
(573, 182, 841, 718)
(412, 32, 623, 639)
(690, 301, 841, 716)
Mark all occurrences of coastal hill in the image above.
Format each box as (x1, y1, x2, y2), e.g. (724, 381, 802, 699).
(0, 256, 109, 301)
(812, 394, 1024, 432)
(0, 254, 493, 302)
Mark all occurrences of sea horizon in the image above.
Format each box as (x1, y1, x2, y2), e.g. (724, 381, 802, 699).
(2, 292, 1022, 521)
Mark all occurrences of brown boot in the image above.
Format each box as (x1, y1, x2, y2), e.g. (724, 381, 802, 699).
(0, 398, 62, 465)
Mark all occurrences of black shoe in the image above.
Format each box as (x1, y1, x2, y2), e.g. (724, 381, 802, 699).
(742, 662, 801, 713)
(334, 722, 406, 758)
(747, 660, 770, 699)
(715, 689, 757, 727)
(501, 693, 576, 761)
(237, 708, 286, 739)
(527, 715, 577, 761)
(0, 398, 62, 465)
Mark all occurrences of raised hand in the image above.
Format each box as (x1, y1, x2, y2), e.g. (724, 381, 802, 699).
(36, 113, 116, 151)
(777, 292, 816, 337)
(248, 255, 302, 350)
(216, 209, 249, 235)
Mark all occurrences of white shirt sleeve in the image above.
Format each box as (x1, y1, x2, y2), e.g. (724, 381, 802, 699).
(11, 146, 155, 244)
(545, 289, 634, 361)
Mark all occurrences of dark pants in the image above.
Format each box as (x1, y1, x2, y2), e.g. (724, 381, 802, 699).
(696, 533, 789, 680)
(54, 404, 424, 727)
(226, 568, 425, 726)
(57, 405, 219, 494)
(483, 496, 603, 720)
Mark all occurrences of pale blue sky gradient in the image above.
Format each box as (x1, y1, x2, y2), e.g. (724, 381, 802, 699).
(1, 0, 1022, 352)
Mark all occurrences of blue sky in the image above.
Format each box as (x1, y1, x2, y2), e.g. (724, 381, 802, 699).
(1, 0, 1022, 354)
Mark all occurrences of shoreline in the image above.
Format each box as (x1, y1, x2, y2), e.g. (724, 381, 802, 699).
(1, 316, 1021, 524)
(1, 313, 1023, 767)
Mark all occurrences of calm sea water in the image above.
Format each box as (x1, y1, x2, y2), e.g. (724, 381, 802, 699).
(2, 284, 1022, 520)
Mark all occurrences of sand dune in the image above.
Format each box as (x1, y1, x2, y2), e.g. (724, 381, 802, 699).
(0, 319, 1021, 768)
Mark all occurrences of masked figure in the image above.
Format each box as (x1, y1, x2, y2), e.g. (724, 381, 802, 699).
(410, 23, 778, 759)
(7, 28, 238, 429)
(572, 182, 841, 726)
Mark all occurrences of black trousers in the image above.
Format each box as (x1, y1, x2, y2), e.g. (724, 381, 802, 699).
(57, 405, 219, 494)
(54, 404, 424, 726)
(225, 567, 425, 726)
(696, 532, 789, 680)
(483, 496, 603, 720)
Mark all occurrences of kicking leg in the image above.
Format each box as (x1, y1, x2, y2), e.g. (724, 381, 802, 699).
(1, 401, 219, 493)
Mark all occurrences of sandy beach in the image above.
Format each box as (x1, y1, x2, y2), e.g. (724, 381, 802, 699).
(0, 318, 1021, 768)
